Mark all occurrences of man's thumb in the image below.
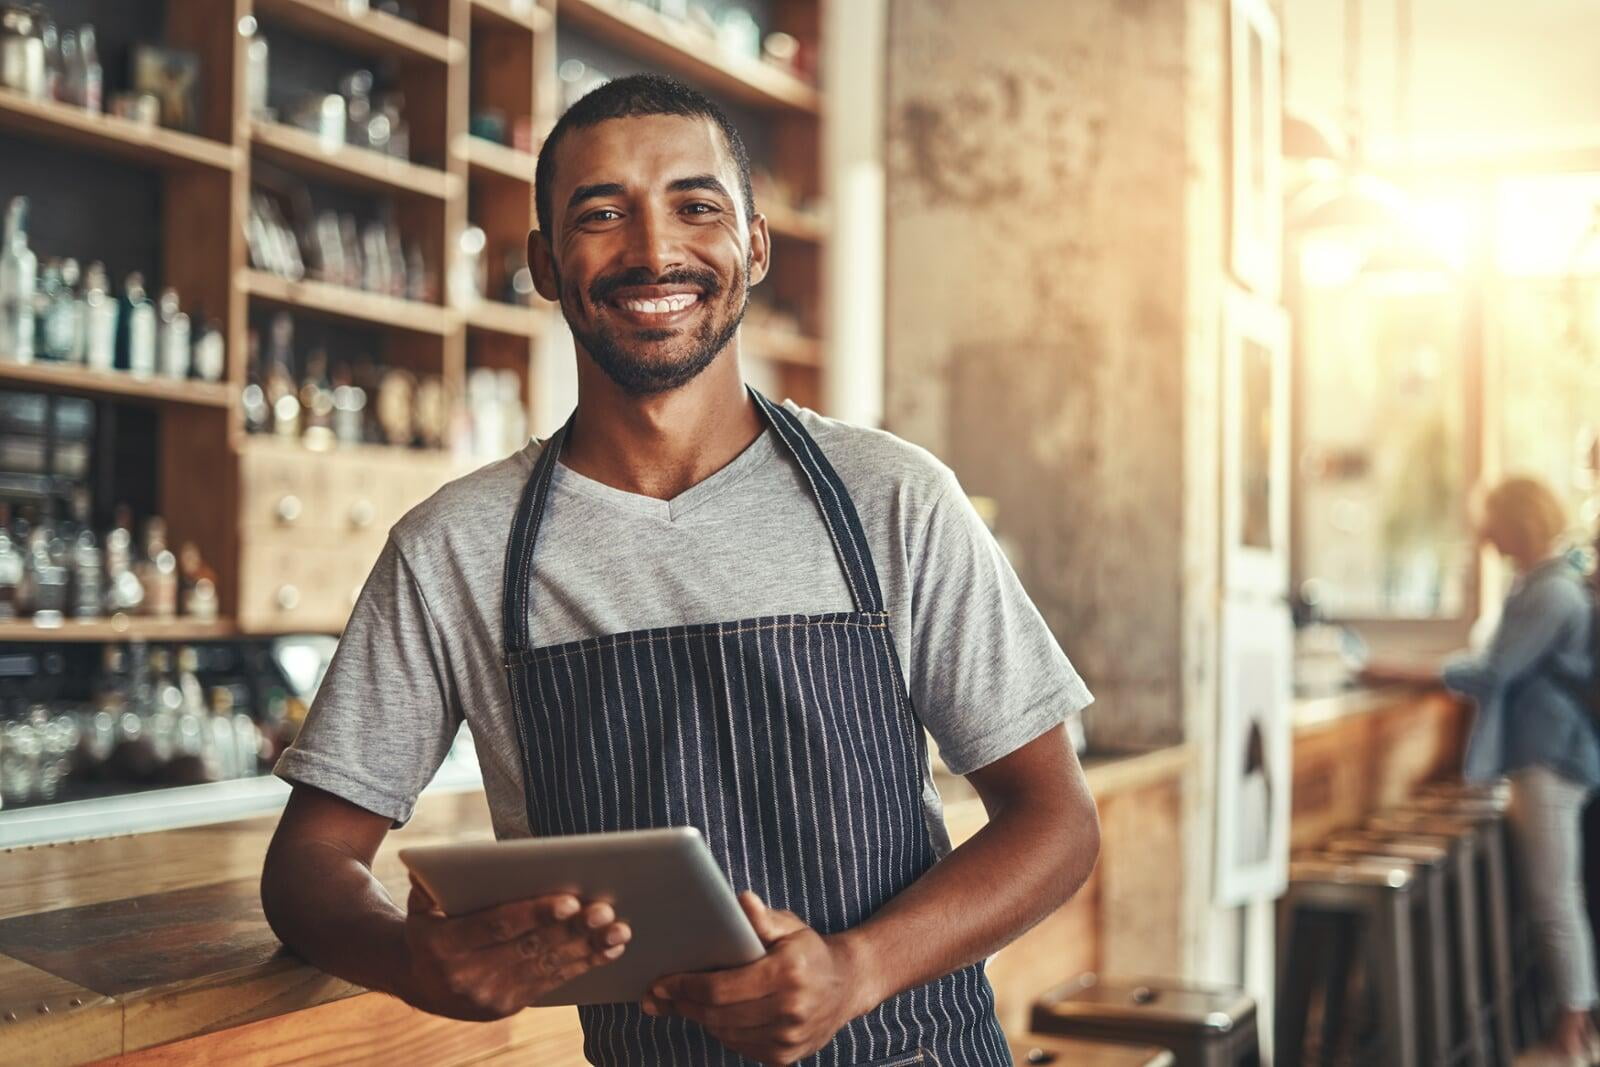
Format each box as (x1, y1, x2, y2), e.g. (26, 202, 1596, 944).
(739, 890, 791, 944)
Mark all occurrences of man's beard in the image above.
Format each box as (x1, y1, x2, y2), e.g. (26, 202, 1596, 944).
(560, 260, 750, 396)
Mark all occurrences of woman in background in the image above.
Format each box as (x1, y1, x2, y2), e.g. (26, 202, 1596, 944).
(1371, 476, 1599, 1063)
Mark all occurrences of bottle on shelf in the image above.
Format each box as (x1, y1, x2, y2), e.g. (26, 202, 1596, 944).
(167, 646, 211, 784)
(178, 542, 218, 621)
(137, 517, 178, 619)
(242, 329, 270, 434)
(38, 258, 84, 362)
(80, 261, 118, 371)
(0, 503, 23, 619)
(69, 489, 102, 619)
(193, 320, 225, 383)
(104, 504, 145, 615)
(0, 197, 38, 364)
(20, 510, 69, 625)
(265, 313, 300, 437)
(156, 287, 191, 380)
(117, 272, 157, 377)
(77, 25, 102, 114)
(300, 347, 335, 449)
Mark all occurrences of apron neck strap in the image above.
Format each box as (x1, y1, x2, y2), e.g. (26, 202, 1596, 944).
(502, 386, 886, 657)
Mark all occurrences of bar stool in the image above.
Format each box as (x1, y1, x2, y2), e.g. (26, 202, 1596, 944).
(1278, 854, 1420, 1067)
(1367, 812, 1492, 1067)
(1031, 975, 1259, 1067)
(1321, 832, 1456, 1065)
(1400, 795, 1517, 1064)
(1008, 1034, 1176, 1067)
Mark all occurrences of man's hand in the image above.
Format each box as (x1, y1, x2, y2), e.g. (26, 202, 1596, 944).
(403, 879, 632, 1020)
(642, 891, 873, 1066)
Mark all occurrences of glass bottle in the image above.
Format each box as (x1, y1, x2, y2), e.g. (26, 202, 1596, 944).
(193, 320, 225, 382)
(265, 313, 300, 437)
(58, 30, 81, 107)
(104, 504, 145, 615)
(81, 261, 118, 370)
(22, 516, 68, 625)
(156, 287, 190, 379)
(69, 490, 101, 619)
(242, 329, 267, 434)
(39, 258, 83, 361)
(77, 26, 101, 114)
(117, 272, 157, 377)
(0, 197, 38, 364)
(137, 516, 178, 619)
(300, 347, 335, 449)
(0, 503, 22, 620)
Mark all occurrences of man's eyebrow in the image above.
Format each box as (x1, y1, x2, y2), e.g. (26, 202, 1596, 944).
(566, 182, 627, 213)
(669, 175, 733, 199)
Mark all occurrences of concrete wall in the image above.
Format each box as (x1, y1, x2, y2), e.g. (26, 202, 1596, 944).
(885, 0, 1198, 752)
(884, 0, 1262, 993)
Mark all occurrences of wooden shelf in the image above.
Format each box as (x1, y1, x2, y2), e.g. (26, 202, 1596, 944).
(240, 270, 459, 336)
(0, 89, 238, 173)
(0, 362, 232, 408)
(251, 121, 459, 200)
(0, 616, 238, 643)
(470, 0, 553, 32)
(464, 300, 544, 339)
(556, 0, 821, 114)
(458, 136, 539, 184)
(744, 325, 821, 368)
(764, 202, 826, 243)
(252, 0, 462, 64)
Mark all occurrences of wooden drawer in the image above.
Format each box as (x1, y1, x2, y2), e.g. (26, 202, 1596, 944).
(239, 441, 460, 541)
(236, 534, 387, 634)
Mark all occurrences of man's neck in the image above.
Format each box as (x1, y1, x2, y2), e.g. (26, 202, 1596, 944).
(561, 350, 765, 501)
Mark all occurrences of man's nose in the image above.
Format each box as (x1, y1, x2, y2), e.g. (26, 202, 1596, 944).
(621, 205, 684, 277)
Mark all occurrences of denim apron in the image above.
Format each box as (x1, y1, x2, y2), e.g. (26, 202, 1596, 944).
(499, 388, 1011, 1066)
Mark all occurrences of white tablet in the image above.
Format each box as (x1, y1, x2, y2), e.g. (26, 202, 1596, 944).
(398, 826, 766, 1006)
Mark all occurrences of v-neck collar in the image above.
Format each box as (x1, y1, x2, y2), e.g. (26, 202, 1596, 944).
(545, 424, 780, 523)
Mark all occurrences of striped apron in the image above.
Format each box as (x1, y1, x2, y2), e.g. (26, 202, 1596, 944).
(500, 388, 1011, 1067)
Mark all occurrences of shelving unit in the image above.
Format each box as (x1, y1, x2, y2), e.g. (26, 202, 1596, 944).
(0, 0, 827, 642)
(557, 0, 821, 113)
(0, 88, 240, 172)
(0, 617, 238, 643)
(251, 0, 463, 64)
(0, 363, 233, 408)
(251, 120, 460, 200)
(240, 269, 459, 336)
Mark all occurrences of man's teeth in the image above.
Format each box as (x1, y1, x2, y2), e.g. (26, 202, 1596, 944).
(617, 294, 699, 314)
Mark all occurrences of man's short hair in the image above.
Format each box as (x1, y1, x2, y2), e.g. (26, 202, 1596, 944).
(534, 73, 755, 238)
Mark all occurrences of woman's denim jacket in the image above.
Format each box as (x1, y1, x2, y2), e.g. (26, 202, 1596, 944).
(1445, 555, 1600, 788)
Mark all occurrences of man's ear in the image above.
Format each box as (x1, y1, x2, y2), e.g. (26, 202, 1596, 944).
(528, 230, 560, 302)
(746, 213, 771, 289)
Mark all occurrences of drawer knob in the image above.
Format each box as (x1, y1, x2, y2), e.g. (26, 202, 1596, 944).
(275, 585, 300, 611)
(349, 499, 376, 529)
(275, 494, 303, 525)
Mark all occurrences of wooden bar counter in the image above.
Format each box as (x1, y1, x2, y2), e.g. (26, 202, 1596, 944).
(0, 747, 1193, 1067)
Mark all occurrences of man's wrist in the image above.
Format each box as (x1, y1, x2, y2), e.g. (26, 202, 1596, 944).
(830, 926, 891, 1020)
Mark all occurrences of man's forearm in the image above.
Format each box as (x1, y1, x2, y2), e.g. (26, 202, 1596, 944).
(260, 837, 417, 1003)
(834, 790, 1100, 1017)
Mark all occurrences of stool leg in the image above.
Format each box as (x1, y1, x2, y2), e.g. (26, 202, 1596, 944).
(1373, 889, 1420, 1067)
(1422, 875, 1454, 1066)
(1480, 832, 1517, 1065)
(1454, 849, 1492, 1067)
(1278, 902, 1315, 1067)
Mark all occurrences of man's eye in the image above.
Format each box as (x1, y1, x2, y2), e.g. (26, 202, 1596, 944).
(583, 209, 621, 223)
(683, 203, 718, 215)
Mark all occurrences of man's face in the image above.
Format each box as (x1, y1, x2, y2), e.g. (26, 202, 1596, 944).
(530, 114, 769, 396)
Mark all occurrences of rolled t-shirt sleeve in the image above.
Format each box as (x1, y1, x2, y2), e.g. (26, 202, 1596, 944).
(909, 468, 1094, 775)
(274, 537, 464, 826)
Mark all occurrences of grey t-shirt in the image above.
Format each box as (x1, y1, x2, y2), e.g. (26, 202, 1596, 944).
(276, 400, 1093, 855)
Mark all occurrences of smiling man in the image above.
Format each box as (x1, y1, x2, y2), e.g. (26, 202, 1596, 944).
(261, 74, 1100, 1067)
